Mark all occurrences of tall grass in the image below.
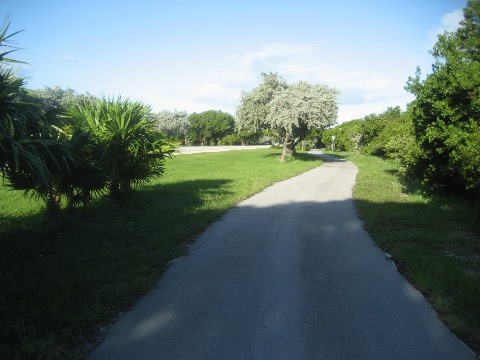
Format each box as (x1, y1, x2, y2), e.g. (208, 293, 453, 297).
(0, 148, 321, 359)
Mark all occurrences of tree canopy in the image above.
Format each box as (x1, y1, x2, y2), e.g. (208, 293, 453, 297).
(236, 72, 288, 133)
(236, 72, 339, 161)
(65, 97, 173, 206)
(188, 110, 235, 146)
(152, 110, 190, 144)
(322, 107, 418, 165)
(405, 0, 480, 197)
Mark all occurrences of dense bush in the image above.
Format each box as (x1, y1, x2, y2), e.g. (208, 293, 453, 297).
(218, 133, 242, 145)
(381, 110, 420, 169)
(322, 107, 424, 197)
(65, 97, 173, 206)
(361, 107, 401, 156)
(322, 119, 363, 152)
(324, 106, 418, 170)
(188, 110, 235, 145)
(405, 0, 480, 198)
(152, 110, 190, 145)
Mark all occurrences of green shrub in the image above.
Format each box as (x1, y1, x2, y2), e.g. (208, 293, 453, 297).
(322, 120, 363, 152)
(218, 133, 242, 145)
(405, 1, 480, 199)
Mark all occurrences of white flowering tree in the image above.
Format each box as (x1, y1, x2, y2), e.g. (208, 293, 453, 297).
(236, 72, 288, 134)
(236, 73, 339, 162)
(153, 110, 190, 144)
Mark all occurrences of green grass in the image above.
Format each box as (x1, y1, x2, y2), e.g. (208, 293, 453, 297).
(327, 151, 480, 354)
(4, 148, 479, 357)
(0, 148, 321, 359)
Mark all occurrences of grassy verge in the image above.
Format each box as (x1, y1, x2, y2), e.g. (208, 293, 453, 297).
(326, 151, 480, 354)
(0, 148, 321, 360)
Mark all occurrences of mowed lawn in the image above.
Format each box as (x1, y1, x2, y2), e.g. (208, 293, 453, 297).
(0, 148, 321, 359)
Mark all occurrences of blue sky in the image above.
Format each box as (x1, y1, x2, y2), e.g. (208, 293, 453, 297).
(3, 0, 467, 123)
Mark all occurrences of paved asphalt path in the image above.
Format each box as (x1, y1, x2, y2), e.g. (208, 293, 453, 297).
(90, 152, 475, 360)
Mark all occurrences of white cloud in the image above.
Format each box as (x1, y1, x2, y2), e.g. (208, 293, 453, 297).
(194, 82, 241, 109)
(337, 91, 413, 124)
(440, 8, 464, 32)
(144, 40, 416, 123)
(145, 83, 240, 115)
(427, 8, 463, 47)
(236, 43, 398, 96)
(238, 42, 320, 66)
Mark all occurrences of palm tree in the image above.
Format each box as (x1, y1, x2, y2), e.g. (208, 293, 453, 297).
(1, 19, 46, 184)
(65, 97, 174, 206)
(0, 19, 75, 225)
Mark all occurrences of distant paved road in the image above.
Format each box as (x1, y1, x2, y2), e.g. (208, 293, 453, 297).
(90, 153, 475, 360)
(176, 145, 271, 154)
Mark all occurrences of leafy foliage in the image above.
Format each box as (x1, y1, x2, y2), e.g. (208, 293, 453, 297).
(152, 110, 190, 144)
(322, 119, 364, 152)
(236, 72, 339, 161)
(1, 19, 175, 223)
(28, 86, 94, 115)
(324, 107, 416, 155)
(0, 19, 77, 224)
(65, 97, 174, 205)
(359, 107, 401, 156)
(380, 110, 420, 168)
(322, 106, 421, 179)
(0, 17, 25, 65)
(188, 110, 235, 145)
(267, 81, 338, 139)
(27, 86, 95, 136)
(218, 129, 263, 145)
(405, 0, 480, 198)
(236, 72, 288, 133)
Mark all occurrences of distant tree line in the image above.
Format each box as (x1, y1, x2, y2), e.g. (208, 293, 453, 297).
(323, 0, 480, 201)
(152, 72, 340, 163)
(151, 109, 265, 146)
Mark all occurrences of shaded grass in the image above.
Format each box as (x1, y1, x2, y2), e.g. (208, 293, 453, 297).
(326, 151, 480, 354)
(0, 148, 321, 359)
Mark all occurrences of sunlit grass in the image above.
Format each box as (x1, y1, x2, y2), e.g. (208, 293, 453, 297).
(327, 151, 480, 354)
(0, 148, 321, 359)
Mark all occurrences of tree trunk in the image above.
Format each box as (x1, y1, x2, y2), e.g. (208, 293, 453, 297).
(281, 136, 294, 163)
(110, 180, 122, 208)
(46, 190, 61, 227)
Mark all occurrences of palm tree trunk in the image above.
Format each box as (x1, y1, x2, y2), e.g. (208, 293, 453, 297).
(110, 180, 122, 207)
(46, 190, 61, 227)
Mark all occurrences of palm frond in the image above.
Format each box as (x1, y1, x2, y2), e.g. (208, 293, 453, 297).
(0, 18, 26, 65)
(63, 96, 173, 204)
